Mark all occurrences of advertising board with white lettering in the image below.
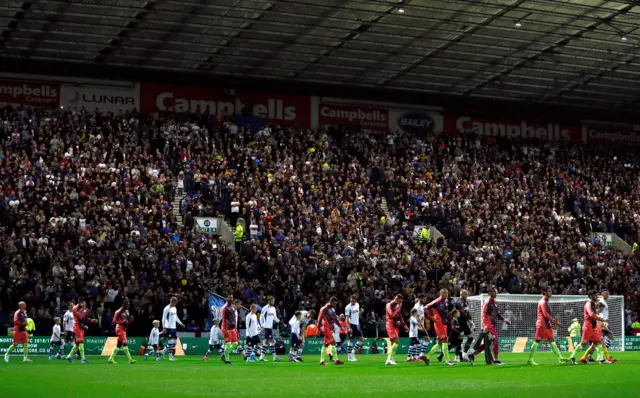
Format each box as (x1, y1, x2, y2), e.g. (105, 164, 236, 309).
(580, 121, 640, 146)
(318, 102, 442, 134)
(140, 83, 311, 127)
(444, 115, 580, 142)
(60, 83, 140, 113)
(0, 80, 59, 106)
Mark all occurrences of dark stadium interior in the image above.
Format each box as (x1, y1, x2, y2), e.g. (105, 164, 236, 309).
(0, 0, 639, 369)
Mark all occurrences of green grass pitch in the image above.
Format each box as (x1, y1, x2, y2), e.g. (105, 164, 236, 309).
(1, 353, 639, 397)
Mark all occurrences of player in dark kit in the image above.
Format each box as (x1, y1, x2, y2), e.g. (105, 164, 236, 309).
(455, 289, 475, 361)
(470, 287, 510, 365)
(317, 296, 344, 365)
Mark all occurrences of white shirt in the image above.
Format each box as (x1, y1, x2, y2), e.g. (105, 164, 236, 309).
(163, 305, 183, 329)
(209, 325, 223, 345)
(246, 313, 260, 337)
(63, 311, 74, 332)
(149, 328, 160, 345)
(409, 315, 419, 338)
(260, 305, 280, 329)
(413, 302, 425, 322)
(289, 317, 301, 337)
(51, 324, 62, 342)
(345, 303, 361, 326)
(599, 298, 609, 325)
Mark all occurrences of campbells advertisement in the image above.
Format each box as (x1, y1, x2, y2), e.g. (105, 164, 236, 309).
(318, 104, 388, 131)
(60, 84, 140, 113)
(318, 100, 443, 134)
(0, 80, 59, 105)
(140, 83, 311, 126)
(581, 121, 640, 146)
(446, 115, 578, 142)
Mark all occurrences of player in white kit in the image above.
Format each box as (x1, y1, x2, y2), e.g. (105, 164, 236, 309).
(145, 320, 163, 361)
(289, 309, 314, 362)
(48, 317, 63, 360)
(162, 296, 185, 361)
(245, 304, 262, 362)
(595, 290, 610, 361)
(289, 312, 303, 362)
(62, 302, 79, 359)
(412, 293, 431, 361)
(203, 318, 224, 362)
(260, 296, 281, 361)
(345, 295, 363, 362)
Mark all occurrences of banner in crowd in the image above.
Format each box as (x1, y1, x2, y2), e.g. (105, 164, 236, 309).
(209, 292, 226, 320)
(444, 114, 580, 142)
(0, 80, 59, 106)
(60, 83, 140, 113)
(139, 83, 311, 126)
(317, 101, 443, 134)
(580, 120, 640, 146)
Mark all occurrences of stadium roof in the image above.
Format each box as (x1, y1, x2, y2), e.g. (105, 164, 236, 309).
(2, 0, 640, 111)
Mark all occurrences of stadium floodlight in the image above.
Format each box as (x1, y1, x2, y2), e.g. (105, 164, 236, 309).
(467, 294, 625, 353)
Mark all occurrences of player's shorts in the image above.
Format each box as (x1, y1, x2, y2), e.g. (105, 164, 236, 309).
(349, 324, 362, 339)
(264, 328, 273, 340)
(246, 335, 261, 347)
(224, 329, 238, 343)
(484, 325, 498, 340)
(65, 331, 75, 342)
(291, 334, 302, 348)
(535, 326, 554, 341)
(418, 329, 428, 338)
(322, 326, 335, 345)
(50, 341, 62, 347)
(460, 324, 473, 336)
(339, 333, 347, 343)
(166, 328, 177, 339)
(410, 337, 420, 345)
(434, 320, 448, 341)
(13, 331, 28, 345)
(386, 325, 399, 340)
(73, 330, 85, 344)
(581, 328, 601, 344)
(116, 328, 128, 345)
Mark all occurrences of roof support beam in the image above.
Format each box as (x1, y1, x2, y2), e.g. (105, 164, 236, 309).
(0, 1, 33, 50)
(24, 0, 70, 59)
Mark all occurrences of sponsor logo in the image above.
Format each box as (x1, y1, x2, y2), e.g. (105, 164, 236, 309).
(398, 112, 435, 133)
(0, 82, 58, 104)
(582, 125, 640, 145)
(155, 92, 296, 121)
(319, 105, 388, 129)
(66, 89, 135, 106)
(454, 116, 571, 141)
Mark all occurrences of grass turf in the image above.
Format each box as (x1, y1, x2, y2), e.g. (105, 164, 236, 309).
(1, 352, 639, 398)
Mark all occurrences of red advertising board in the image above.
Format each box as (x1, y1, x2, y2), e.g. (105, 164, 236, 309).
(581, 123, 640, 146)
(444, 114, 580, 143)
(140, 83, 310, 126)
(318, 103, 389, 131)
(0, 80, 59, 105)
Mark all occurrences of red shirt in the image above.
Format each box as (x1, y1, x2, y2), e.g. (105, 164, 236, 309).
(385, 301, 405, 328)
(13, 310, 27, 332)
(536, 297, 557, 329)
(318, 304, 337, 330)
(583, 300, 605, 330)
(113, 307, 130, 331)
(482, 297, 504, 329)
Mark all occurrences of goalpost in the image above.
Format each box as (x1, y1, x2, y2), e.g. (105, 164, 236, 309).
(467, 294, 625, 352)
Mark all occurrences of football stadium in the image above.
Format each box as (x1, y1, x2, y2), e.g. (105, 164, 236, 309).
(1, 0, 640, 397)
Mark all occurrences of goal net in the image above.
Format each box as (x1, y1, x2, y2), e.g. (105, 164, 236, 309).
(467, 294, 625, 352)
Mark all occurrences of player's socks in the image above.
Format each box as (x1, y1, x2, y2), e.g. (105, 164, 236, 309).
(320, 345, 327, 362)
(224, 342, 232, 361)
(441, 343, 450, 362)
(581, 346, 594, 361)
(570, 343, 584, 358)
(420, 341, 428, 357)
(426, 342, 440, 358)
(355, 341, 362, 355)
(123, 347, 133, 361)
(528, 341, 539, 362)
(68, 344, 78, 358)
(331, 344, 338, 360)
(550, 342, 563, 361)
(347, 342, 353, 356)
(22, 343, 28, 359)
(601, 345, 611, 360)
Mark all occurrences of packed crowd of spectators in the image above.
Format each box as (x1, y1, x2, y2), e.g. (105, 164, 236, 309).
(0, 102, 639, 339)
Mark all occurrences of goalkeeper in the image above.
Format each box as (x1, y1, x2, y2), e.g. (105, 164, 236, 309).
(568, 318, 581, 349)
(454, 289, 475, 361)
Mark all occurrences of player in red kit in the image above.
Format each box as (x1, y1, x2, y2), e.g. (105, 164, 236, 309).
(424, 289, 456, 366)
(4, 301, 32, 363)
(65, 297, 97, 364)
(527, 287, 568, 365)
(108, 298, 137, 364)
(317, 296, 343, 365)
(385, 294, 412, 365)
(570, 290, 609, 364)
(470, 287, 510, 365)
(220, 296, 239, 365)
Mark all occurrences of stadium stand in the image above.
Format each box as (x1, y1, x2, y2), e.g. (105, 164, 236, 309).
(0, 103, 638, 339)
